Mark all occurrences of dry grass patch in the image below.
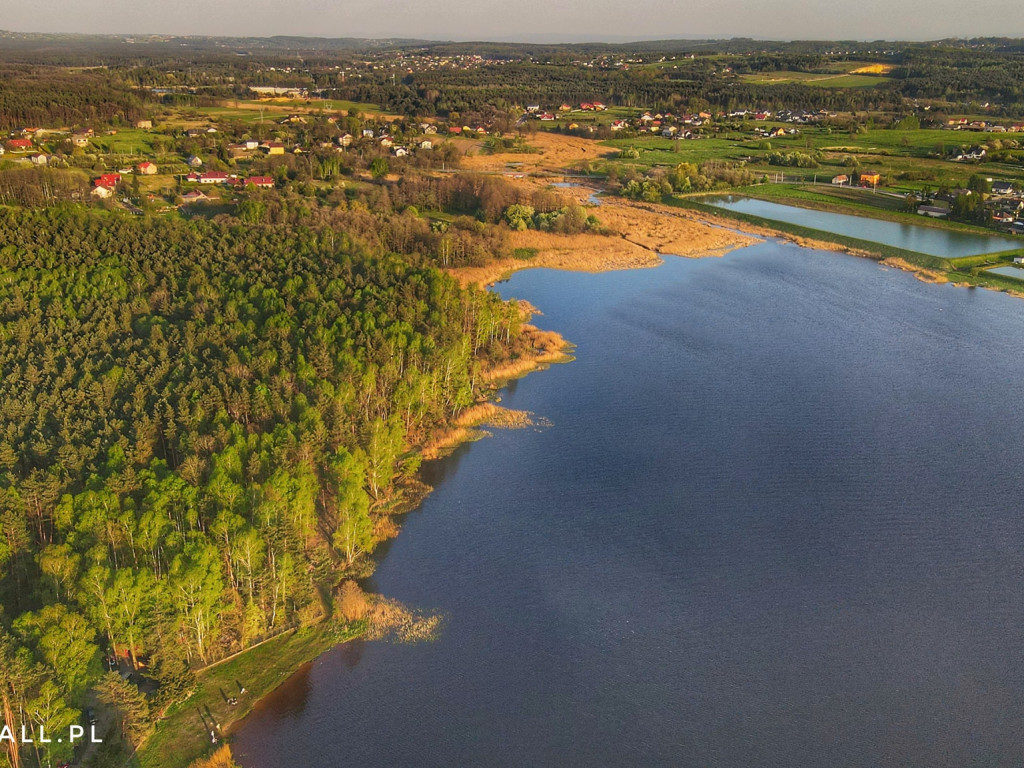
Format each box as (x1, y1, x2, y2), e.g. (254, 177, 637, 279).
(881, 257, 949, 283)
(188, 745, 239, 768)
(367, 597, 443, 643)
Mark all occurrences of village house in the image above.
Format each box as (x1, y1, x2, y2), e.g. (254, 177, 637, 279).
(6, 138, 32, 151)
(29, 154, 48, 166)
(955, 147, 986, 161)
(991, 181, 1016, 196)
(71, 133, 91, 148)
(186, 155, 204, 167)
(94, 173, 121, 187)
(338, 134, 353, 147)
(136, 119, 153, 129)
(860, 173, 882, 188)
(419, 140, 433, 150)
(180, 190, 208, 203)
(243, 176, 274, 188)
(261, 142, 285, 155)
(137, 161, 158, 175)
(918, 201, 951, 218)
(831, 175, 849, 185)
(91, 185, 114, 199)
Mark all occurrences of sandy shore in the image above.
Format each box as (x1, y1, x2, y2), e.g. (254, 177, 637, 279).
(449, 133, 764, 287)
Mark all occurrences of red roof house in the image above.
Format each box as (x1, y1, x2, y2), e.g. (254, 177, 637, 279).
(243, 176, 274, 188)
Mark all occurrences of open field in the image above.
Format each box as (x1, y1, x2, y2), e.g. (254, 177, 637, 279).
(159, 98, 384, 128)
(88, 128, 161, 155)
(739, 71, 891, 88)
(600, 125, 1024, 191)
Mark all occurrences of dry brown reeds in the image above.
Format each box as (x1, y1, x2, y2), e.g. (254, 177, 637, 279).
(366, 596, 443, 643)
(189, 745, 239, 768)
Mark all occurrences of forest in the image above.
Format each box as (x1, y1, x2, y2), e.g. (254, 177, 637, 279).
(2, 38, 1024, 130)
(0, 206, 526, 767)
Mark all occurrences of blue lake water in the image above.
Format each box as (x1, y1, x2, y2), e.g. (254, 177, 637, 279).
(988, 266, 1024, 281)
(703, 195, 1020, 257)
(234, 241, 1024, 768)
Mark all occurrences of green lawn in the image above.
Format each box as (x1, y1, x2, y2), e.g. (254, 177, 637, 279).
(135, 620, 365, 768)
(87, 129, 160, 156)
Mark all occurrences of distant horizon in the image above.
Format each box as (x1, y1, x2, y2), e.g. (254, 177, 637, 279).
(1, 0, 1023, 46)
(4, 29, 1024, 46)
(2, 29, 1024, 46)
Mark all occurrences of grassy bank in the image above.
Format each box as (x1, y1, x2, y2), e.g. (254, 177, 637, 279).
(730, 183, 1010, 237)
(669, 195, 1024, 295)
(136, 620, 366, 768)
(666, 195, 951, 271)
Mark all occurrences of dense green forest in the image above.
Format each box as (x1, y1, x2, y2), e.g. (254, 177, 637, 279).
(0, 65, 150, 129)
(0, 206, 524, 767)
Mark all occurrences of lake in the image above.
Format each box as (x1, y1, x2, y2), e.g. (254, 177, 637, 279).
(987, 266, 1024, 281)
(234, 241, 1024, 768)
(703, 195, 1020, 257)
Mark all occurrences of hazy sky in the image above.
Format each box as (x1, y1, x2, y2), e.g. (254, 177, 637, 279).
(3, 0, 1023, 42)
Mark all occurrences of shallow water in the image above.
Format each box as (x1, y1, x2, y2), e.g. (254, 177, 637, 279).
(704, 195, 1020, 257)
(987, 266, 1024, 281)
(235, 241, 1024, 767)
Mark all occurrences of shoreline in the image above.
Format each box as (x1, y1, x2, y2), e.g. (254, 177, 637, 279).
(661, 196, 1024, 295)
(138, 296, 577, 768)
(163, 138, 1022, 767)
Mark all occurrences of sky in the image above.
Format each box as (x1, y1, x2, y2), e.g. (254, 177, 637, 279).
(2, 0, 1023, 42)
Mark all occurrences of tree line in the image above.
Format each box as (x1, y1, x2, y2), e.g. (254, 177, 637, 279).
(0, 206, 526, 766)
